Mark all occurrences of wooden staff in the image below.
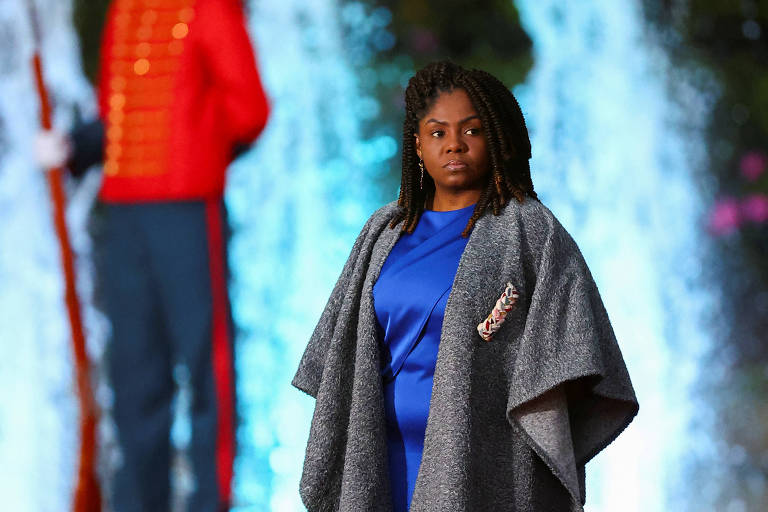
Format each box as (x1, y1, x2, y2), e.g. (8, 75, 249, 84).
(25, 1, 101, 510)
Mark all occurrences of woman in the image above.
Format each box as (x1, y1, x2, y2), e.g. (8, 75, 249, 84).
(293, 61, 638, 512)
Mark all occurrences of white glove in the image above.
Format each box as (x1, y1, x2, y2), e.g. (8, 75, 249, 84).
(35, 129, 71, 170)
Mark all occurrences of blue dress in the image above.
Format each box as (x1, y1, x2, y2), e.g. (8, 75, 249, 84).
(372, 203, 474, 511)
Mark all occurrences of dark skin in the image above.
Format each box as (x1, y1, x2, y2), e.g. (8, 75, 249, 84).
(414, 88, 490, 211)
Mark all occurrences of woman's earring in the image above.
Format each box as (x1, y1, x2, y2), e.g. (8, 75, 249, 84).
(419, 160, 424, 189)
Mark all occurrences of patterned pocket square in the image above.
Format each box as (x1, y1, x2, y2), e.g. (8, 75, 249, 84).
(477, 282, 519, 341)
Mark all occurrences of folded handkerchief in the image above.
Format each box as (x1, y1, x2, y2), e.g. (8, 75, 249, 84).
(477, 282, 519, 341)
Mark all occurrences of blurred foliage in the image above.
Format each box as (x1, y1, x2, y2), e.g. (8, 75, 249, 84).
(642, 0, 768, 346)
(377, 0, 531, 86)
(642, 1, 768, 510)
(73, 0, 109, 83)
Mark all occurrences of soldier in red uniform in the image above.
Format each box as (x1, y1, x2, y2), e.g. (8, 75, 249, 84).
(37, 1, 269, 510)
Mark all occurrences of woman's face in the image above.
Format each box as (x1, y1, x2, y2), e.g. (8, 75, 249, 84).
(415, 88, 489, 203)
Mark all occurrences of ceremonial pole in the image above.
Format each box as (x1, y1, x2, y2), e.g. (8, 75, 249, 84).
(25, 1, 101, 510)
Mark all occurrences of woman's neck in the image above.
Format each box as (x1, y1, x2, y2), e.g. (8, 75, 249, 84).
(429, 188, 482, 211)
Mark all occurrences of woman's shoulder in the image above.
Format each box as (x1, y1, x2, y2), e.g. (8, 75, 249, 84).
(496, 196, 559, 232)
(494, 196, 580, 255)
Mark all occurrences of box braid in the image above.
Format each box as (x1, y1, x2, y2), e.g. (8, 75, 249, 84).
(389, 61, 538, 237)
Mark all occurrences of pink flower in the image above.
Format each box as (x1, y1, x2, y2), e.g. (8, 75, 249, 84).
(708, 198, 742, 235)
(741, 194, 768, 223)
(740, 151, 767, 181)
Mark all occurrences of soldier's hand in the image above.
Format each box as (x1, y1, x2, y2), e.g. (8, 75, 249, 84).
(35, 129, 71, 170)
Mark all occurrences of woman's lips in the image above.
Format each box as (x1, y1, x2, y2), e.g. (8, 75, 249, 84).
(443, 160, 468, 171)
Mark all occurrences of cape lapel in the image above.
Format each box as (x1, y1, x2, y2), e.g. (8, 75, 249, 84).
(336, 218, 402, 511)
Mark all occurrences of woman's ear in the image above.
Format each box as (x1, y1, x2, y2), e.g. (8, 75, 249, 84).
(414, 134, 422, 160)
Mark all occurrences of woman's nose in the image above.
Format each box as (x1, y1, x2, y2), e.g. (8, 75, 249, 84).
(445, 133, 466, 153)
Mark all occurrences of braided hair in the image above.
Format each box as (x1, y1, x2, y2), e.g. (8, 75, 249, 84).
(389, 61, 538, 237)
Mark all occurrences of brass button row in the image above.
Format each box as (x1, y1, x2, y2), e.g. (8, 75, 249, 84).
(105, 0, 195, 177)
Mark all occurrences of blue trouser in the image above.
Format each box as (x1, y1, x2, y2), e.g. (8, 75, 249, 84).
(95, 200, 235, 512)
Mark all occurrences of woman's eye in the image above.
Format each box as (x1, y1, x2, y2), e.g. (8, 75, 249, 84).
(465, 127, 481, 135)
(431, 130, 444, 137)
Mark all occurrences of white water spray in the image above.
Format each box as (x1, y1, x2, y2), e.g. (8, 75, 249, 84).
(229, 2, 394, 509)
(0, 0, 106, 510)
(514, 1, 713, 509)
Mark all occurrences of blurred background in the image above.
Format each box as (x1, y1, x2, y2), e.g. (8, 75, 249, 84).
(0, 0, 766, 510)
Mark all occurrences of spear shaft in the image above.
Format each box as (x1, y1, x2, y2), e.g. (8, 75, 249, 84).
(25, 1, 101, 510)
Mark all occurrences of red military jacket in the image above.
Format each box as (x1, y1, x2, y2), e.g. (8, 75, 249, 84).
(97, 0, 269, 202)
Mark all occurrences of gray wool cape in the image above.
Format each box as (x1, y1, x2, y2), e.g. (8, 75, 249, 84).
(292, 197, 638, 512)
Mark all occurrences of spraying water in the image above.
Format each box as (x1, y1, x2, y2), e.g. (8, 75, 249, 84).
(229, 1, 395, 509)
(514, 1, 713, 509)
(0, 0, 106, 510)
(0, 0, 714, 509)
(231, 1, 715, 509)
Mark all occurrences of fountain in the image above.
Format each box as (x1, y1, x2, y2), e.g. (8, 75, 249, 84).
(0, 0, 716, 509)
(0, 0, 106, 510)
(514, 1, 714, 509)
(229, 1, 395, 509)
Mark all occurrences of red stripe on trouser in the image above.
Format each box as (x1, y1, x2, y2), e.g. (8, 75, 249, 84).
(205, 200, 235, 506)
